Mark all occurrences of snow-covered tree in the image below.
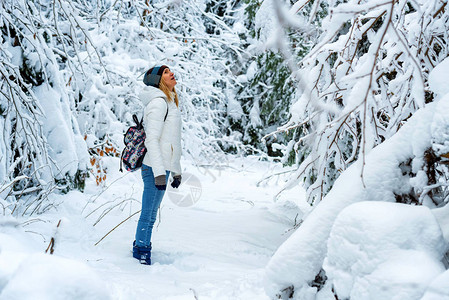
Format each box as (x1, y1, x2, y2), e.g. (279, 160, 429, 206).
(0, 0, 247, 215)
(0, 0, 98, 215)
(270, 0, 449, 205)
(229, 0, 325, 159)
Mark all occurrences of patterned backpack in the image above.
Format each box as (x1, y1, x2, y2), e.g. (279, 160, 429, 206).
(120, 104, 168, 172)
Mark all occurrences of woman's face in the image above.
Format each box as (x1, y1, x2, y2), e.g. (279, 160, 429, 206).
(162, 68, 177, 91)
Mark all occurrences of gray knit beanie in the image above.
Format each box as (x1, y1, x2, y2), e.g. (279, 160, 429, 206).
(143, 65, 168, 88)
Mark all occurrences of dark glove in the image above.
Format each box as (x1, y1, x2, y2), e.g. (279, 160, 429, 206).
(171, 174, 182, 188)
(155, 175, 166, 190)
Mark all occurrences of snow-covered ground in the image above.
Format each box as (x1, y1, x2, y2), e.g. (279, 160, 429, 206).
(0, 157, 305, 300)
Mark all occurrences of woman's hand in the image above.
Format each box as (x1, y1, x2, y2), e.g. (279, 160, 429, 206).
(154, 175, 166, 190)
(171, 174, 182, 188)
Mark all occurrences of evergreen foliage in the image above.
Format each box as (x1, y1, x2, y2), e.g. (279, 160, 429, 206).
(231, 0, 322, 162)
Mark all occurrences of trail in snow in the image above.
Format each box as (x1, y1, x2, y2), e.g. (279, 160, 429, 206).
(0, 157, 306, 300)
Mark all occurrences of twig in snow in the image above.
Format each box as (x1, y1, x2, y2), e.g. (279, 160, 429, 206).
(93, 197, 139, 227)
(94, 210, 141, 246)
(25, 230, 47, 242)
(419, 183, 449, 205)
(19, 218, 47, 227)
(283, 213, 304, 235)
(82, 171, 131, 213)
(45, 219, 62, 255)
(189, 288, 199, 300)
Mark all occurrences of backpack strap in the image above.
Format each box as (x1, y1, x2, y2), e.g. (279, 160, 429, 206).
(163, 99, 169, 121)
(119, 150, 125, 172)
(133, 114, 143, 129)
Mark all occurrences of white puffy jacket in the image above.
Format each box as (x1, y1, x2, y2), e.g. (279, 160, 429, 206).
(140, 85, 182, 178)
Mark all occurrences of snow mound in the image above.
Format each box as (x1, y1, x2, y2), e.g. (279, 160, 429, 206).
(349, 251, 443, 300)
(429, 57, 449, 98)
(430, 94, 449, 157)
(325, 201, 446, 299)
(0, 253, 110, 300)
(421, 269, 449, 300)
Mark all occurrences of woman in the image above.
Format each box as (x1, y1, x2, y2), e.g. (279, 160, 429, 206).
(133, 65, 182, 265)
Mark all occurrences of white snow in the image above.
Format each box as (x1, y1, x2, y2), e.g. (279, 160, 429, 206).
(35, 85, 86, 178)
(325, 201, 446, 299)
(0, 253, 110, 300)
(430, 58, 449, 158)
(249, 100, 262, 127)
(349, 251, 443, 300)
(254, 0, 277, 44)
(227, 97, 244, 121)
(421, 269, 449, 300)
(429, 57, 449, 99)
(0, 157, 303, 299)
(246, 61, 258, 82)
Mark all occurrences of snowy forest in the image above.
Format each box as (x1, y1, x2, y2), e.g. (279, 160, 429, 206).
(1, 0, 449, 299)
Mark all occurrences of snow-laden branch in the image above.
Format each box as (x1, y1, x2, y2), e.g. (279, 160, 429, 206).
(271, 0, 448, 204)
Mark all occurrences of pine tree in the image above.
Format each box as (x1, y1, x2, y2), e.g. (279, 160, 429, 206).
(230, 0, 325, 163)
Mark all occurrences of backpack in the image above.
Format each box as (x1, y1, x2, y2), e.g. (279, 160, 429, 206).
(120, 102, 168, 172)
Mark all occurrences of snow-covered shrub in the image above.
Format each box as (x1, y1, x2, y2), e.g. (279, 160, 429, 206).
(264, 56, 449, 299)
(270, 0, 449, 205)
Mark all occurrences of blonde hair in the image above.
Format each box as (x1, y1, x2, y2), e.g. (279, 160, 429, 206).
(159, 78, 179, 107)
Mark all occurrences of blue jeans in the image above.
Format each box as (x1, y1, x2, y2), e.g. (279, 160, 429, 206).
(135, 164, 170, 248)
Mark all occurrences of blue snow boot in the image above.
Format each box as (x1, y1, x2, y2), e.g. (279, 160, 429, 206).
(132, 241, 152, 265)
(138, 246, 152, 265)
(132, 240, 140, 260)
